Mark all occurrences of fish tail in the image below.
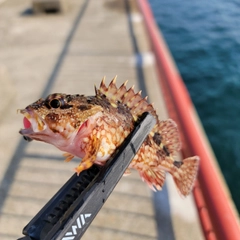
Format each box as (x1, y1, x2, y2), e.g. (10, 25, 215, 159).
(152, 119, 199, 195)
(171, 156, 199, 196)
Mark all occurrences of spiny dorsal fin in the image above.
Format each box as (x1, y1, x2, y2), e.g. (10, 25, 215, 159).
(95, 76, 107, 96)
(96, 77, 157, 120)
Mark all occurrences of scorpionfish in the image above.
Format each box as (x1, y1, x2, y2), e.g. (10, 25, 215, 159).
(19, 77, 199, 196)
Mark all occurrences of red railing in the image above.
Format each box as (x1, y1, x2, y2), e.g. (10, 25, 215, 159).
(137, 1, 240, 239)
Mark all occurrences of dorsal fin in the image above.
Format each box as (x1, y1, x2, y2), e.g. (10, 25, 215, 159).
(96, 77, 158, 120)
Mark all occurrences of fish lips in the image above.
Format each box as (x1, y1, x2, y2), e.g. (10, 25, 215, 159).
(19, 108, 46, 139)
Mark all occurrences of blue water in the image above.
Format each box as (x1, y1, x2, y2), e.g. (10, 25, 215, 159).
(149, 0, 240, 213)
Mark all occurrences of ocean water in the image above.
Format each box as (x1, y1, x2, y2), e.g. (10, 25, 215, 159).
(149, 0, 240, 214)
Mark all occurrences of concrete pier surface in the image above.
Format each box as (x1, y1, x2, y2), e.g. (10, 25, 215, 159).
(0, 0, 203, 239)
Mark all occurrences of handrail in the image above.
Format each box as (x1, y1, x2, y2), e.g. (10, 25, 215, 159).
(137, 1, 240, 239)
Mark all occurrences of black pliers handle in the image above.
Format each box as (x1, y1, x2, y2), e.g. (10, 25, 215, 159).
(18, 112, 156, 240)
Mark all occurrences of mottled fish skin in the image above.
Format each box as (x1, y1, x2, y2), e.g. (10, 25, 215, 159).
(19, 77, 199, 196)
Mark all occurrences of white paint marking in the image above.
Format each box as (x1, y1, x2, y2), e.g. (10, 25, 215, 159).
(77, 217, 82, 228)
(72, 225, 77, 235)
(80, 214, 85, 225)
(130, 13, 143, 23)
(62, 236, 74, 240)
(130, 52, 155, 67)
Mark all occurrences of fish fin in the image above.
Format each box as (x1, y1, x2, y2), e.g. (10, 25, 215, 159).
(63, 152, 75, 162)
(139, 167, 166, 191)
(96, 77, 157, 120)
(152, 119, 181, 157)
(75, 135, 101, 175)
(123, 168, 131, 176)
(171, 156, 199, 196)
(97, 76, 119, 101)
(152, 119, 199, 196)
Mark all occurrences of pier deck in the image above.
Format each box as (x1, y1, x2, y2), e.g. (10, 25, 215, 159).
(0, 0, 203, 239)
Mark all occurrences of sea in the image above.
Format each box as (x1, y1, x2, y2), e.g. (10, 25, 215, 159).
(149, 0, 240, 214)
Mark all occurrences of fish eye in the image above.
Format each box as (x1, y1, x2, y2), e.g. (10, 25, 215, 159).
(49, 99, 61, 109)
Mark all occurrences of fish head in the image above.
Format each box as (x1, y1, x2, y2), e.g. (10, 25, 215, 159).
(19, 93, 103, 149)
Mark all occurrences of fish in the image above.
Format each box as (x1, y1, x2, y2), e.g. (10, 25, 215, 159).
(19, 77, 199, 196)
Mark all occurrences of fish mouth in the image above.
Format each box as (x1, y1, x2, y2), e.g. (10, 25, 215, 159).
(19, 109, 46, 137)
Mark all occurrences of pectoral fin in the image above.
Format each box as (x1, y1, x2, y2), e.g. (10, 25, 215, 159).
(75, 135, 101, 175)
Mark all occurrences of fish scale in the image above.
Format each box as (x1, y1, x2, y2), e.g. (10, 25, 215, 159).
(19, 76, 199, 196)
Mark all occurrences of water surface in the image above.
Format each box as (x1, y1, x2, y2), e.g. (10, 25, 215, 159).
(149, 0, 240, 213)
